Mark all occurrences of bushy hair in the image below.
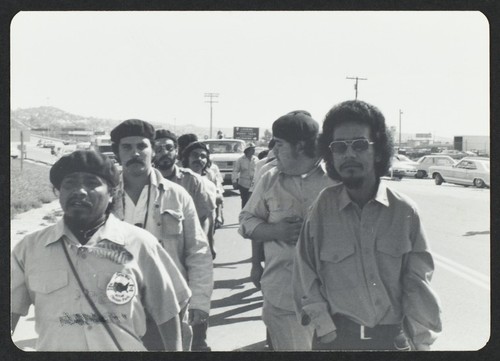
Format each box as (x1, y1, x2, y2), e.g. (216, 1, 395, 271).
(318, 100, 394, 181)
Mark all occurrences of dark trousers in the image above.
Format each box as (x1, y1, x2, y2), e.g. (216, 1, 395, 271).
(239, 185, 251, 208)
(192, 321, 210, 351)
(312, 315, 411, 351)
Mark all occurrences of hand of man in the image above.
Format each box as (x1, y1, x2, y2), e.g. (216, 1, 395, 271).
(319, 330, 337, 344)
(274, 216, 303, 244)
(250, 263, 264, 289)
(188, 309, 209, 326)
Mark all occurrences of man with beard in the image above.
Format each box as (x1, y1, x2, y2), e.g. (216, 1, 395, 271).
(11, 150, 188, 351)
(153, 129, 216, 241)
(293, 100, 442, 350)
(109, 120, 213, 351)
(180, 140, 219, 351)
(238, 111, 336, 350)
(178, 133, 225, 228)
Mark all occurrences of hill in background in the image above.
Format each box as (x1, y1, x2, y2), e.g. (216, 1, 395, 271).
(10, 106, 243, 140)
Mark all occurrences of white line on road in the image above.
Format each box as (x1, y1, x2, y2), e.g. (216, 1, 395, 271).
(433, 253, 489, 291)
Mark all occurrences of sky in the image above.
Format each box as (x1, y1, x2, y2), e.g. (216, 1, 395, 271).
(10, 11, 489, 139)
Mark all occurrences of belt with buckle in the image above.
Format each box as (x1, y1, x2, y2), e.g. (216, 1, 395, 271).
(332, 314, 402, 340)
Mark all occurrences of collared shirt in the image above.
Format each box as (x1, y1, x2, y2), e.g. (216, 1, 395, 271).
(114, 169, 213, 313)
(11, 214, 190, 351)
(249, 157, 277, 192)
(164, 165, 216, 221)
(293, 182, 442, 348)
(239, 161, 336, 311)
(232, 154, 258, 189)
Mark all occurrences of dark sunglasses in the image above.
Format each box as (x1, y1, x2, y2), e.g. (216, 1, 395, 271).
(329, 139, 375, 154)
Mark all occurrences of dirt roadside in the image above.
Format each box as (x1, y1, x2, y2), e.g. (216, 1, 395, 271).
(10, 200, 63, 250)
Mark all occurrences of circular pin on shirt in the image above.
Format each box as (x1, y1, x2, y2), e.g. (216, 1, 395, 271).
(106, 272, 136, 304)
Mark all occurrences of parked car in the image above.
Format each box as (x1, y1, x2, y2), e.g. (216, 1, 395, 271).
(435, 149, 468, 160)
(429, 157, 490, 188)
(202, 139, 246, 184)
(415, 155, 456, 178)
(388, 154, 418, 179)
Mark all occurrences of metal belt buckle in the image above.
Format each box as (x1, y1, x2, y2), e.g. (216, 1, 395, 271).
(360, 325, 372, 340)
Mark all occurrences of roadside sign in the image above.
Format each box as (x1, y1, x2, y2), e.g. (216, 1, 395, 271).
(233, 127, 259, 141)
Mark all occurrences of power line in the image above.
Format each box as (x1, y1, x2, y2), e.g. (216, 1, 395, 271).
(346, 76, 367, 100)
(204, 93, 219, 139)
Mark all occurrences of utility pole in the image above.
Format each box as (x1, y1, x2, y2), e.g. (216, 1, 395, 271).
(204, 93, 219, 139)
(346, 76, 367, 100)
(399, 109, 403, 151)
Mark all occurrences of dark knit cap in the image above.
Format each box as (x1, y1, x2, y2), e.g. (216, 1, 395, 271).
(272, 110, 319, 144)
(178, 133, 199, 150)
(182, 141, 210, 159)
(155, 129, 178, 146)
(110, 119, 155, 145)
(50, 150, 120, 190)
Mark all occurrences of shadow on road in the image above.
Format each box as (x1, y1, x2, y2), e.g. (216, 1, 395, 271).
(213, 257, 252, 268)
(210, 286, 263, 327)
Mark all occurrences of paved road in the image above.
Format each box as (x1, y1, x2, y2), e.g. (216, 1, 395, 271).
(11, 156, 490, 351)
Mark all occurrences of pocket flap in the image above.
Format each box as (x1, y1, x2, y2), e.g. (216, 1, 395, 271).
(160, 208, 184, 221)
(320, 244, 355, 263)
(29, 270, 68, 294)
(376, 238, 411, 257)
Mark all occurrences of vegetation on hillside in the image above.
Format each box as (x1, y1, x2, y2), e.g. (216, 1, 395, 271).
(10, 159, 57, 218)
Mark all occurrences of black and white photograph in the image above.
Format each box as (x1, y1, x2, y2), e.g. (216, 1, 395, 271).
(8, 9, 491, 354)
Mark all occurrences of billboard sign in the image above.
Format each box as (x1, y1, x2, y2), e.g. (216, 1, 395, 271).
(233, 127, 259, 141)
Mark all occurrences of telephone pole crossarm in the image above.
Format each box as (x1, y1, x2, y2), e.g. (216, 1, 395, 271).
(204, 92, 219, 139)
(346, 76, 368, 100)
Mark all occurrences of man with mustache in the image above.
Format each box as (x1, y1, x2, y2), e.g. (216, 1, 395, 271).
(179, 140, 219, 351)
(238, 111, 336, 350)
(153, 129, 216, 242)
(293, 100, 442, 350)
(109, 119, 213, 351)
(11, 150, 189, 351)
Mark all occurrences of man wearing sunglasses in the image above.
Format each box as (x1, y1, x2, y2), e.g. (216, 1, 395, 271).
(293, 100, 442, 350)
(239, 111, 336, 350)
(109, 120, 213, 351)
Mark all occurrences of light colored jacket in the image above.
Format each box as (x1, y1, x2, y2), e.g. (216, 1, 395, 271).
(113, 168, 214, 313)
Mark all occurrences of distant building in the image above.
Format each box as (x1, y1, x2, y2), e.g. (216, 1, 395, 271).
(453, 135, 489, 155)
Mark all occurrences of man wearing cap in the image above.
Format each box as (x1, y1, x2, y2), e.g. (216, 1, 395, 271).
(109, 120, 213, 351)
(180, 140, 219, 350)
(178, 133, 225, 228)
(293, 100, 442, 350)
(238, 111, 337, 350)
(232, 142, 258, 208)
(11, 150, 189, 351)
(153, 129, 216, 239)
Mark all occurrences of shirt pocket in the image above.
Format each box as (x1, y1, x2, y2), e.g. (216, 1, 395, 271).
(319, 244, 358, 290)
(29, 270, 68, 294)
(160, 209, 184, 238)
(29, 270, 70, 315)
(375, 237, 412, 285)
(267, 197, 295, 223)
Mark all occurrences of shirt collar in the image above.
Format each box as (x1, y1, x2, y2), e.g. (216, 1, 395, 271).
(45, 214, 126, 247)
(277, 158, 324, 179)
(338, 180, 390, 211)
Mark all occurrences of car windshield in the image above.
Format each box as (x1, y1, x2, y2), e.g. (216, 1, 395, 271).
(204, 141, 244, 154)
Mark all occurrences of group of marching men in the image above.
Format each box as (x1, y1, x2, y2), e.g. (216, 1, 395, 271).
(11, 99, 442, 351)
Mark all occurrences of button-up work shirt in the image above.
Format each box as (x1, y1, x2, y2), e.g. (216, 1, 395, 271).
(165, 165, 216, 221)
(239, 162, 336, 311)
(115, 169, 213, 313)
(232, 154, 258, 189)
(11, 214, 190, 351)
(293, 182, 442, 348)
